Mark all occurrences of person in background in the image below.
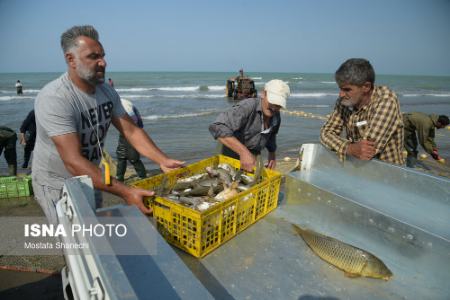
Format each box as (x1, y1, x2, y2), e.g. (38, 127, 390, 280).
(33, 25, 184, 225)
(116, 99, 147, 181)
(209, 79, 290, 172)
(0, 126, 17, 176)
(108, 78, 114, 87)
(403, 112, 449, 167)
(320, 58, 404, 165)
(235, 69, 245, 81)
(15, 80, 23, 95)
(19, 110, 36, 169)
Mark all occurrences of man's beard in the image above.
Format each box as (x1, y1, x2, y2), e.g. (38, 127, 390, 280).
(76, 60, 105, 85)
(340, 97, 356, 107)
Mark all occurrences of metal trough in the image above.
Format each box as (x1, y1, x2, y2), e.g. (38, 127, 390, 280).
(57, 144, 450, 299)
(175, 144, 449, 299)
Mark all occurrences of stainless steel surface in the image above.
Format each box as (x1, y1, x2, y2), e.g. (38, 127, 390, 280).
(173, 144, 450, 299)
(58, 144, 450, 300)
(59, 176, 213, 300)
(296, 143, 450, 241)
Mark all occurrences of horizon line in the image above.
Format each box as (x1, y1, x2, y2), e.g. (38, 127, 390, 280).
(1, 70, 450, 78)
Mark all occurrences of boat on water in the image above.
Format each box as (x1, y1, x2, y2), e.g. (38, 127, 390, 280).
(226, 69, 258, 100)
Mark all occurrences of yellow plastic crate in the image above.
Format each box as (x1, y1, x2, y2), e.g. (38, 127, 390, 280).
(132, 155, 282, 258)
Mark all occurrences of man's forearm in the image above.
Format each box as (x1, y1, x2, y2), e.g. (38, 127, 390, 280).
(63, 156, 131, 198)
(218, 136, 251, 157)
(126, 127, 168, 165)
(320, 130, 349, 161)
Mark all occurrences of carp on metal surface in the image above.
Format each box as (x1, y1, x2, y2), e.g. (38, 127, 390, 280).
(292, 224, 393, 280)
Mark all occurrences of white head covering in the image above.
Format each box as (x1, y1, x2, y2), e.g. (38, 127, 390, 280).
(264, 80, 290, 109)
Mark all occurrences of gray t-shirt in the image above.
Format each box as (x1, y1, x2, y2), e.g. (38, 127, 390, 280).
(33, 73, 126, 189)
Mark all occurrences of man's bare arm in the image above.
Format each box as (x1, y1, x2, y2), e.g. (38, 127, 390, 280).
(112, 115, 184, 172)
(52, 133, 152, 214)
(218, 136, 255, 172)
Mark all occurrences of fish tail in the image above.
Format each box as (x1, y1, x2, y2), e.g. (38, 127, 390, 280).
(292, 224, 307, 236)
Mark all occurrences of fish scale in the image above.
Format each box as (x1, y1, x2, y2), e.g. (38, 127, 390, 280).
(308, 233, 367, 274)
(293, 224, 392, 279)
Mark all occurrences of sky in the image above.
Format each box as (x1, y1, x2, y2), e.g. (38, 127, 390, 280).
(0, 0, 449, 76)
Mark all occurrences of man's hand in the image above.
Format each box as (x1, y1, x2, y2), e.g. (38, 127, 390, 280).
(431, 149, 440, 160)
(240, 151, 256, 172)
(160, 158, 185, 173)
(266, 152, 276, 169)
(123, 187, 154, 215)
(19, 133, 26, 145)
(347, 140, 376, 160)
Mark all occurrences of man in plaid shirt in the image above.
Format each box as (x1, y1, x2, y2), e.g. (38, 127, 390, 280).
(320, 58, 404, 165)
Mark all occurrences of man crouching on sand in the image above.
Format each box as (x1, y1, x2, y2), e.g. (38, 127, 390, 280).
(32, 25, 184, 224)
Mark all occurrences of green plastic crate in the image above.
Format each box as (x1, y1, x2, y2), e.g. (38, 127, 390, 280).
(0, 175, 33, 198)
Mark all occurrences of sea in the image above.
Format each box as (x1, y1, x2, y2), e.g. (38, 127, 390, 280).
(1, 72, 449, 174)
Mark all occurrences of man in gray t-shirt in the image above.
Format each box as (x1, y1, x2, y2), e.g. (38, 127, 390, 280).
(34, 73, 122, 189)
(33, 25, 184, 224)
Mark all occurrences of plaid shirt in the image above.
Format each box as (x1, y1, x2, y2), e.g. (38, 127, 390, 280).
(320, 86, 404, 165)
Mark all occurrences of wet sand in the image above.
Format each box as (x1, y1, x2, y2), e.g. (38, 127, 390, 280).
(0, 269, 63, 300)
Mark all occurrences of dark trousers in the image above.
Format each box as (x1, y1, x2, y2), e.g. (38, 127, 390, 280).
(0, 134, 17, 175)
(23, 138, 35, 168)
(404, 129, 418, 167)
(116, 135, 146, 181)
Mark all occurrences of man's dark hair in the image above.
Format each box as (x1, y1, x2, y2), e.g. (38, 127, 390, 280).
(60, 25, 99, 54)
(438, 115, 449, 126)
(335, 58, 375, 87)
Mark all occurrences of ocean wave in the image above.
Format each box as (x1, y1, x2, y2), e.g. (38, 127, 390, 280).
(428, 93, 450, 97)
(0, 89, 40, 94)
(116, 85, 226, 93)
(320, 81, 335, 84)
(120, 95, 156, 99)
(208, 85, 225, 91)
(143, 110, 218, 120)
(0, 96, 34, 101)
(164, 94, 225, 99)
(115, 87, 152, 92)
(120, 93, 225, 99)
(401, 93, 450, 97)
(167, 94, 224, 99)
(290, 92, 338, 98)
(198, 94, 225, 98)
(298, 104, 330, 108)
(158, 86, 199, 92)
(292, 77, 303, 80)
(251, 77, 262, 80)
